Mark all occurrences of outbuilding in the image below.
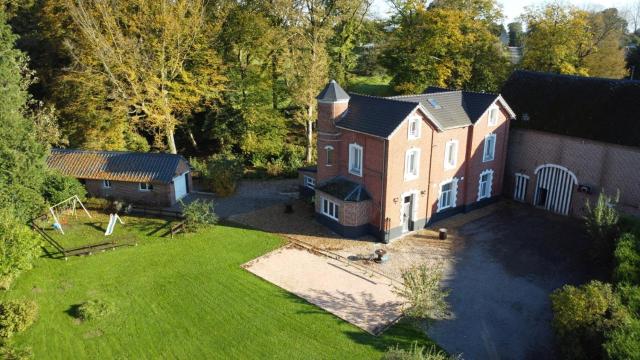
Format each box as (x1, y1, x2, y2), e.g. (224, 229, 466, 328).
(47, 148, 192, 207)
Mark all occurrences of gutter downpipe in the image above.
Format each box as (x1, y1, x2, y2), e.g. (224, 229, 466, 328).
(380, 139, 388, 243)
(425, 128, 435, 225)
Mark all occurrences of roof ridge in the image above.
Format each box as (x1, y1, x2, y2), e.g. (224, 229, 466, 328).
(52, 148, 182, 158)
(348, 92, 422, 105)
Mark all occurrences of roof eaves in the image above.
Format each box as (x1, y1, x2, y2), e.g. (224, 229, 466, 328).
(335, 124, 389, 140)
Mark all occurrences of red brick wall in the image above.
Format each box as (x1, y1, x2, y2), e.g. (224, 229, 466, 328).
(506, 128, 640, 215)
(317, 101, 349, 183)
(84, 179, 176, 207)
(315, 191, 372, 227)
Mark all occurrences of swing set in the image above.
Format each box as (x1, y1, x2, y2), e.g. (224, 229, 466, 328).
(49, 195, 92, 235)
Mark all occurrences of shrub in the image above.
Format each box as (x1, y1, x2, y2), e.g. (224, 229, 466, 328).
(603, 317, 640, 360)
(584, 191, 620, 264)
(0, 343, 33, 360)
(618, 285, 640, 316)
(41, 170, 87, 205)
(204, 154, 244, 196)
(182, 199, 218, 232)
(394, 263, 450, 321)
(77, 299, 115, 321)
(550, 281, 629, 359)
(0, 209, 41, 290)
(382, 343, 459, 360)
(0, 300, 38, 338)
(614, 233, 640, 285)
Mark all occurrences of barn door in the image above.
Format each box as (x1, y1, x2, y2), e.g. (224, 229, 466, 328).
(533, 165, 578, 216)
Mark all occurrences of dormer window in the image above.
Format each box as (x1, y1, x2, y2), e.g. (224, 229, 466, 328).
(408, 117, 421, 139)
(489, 106, 499, 126)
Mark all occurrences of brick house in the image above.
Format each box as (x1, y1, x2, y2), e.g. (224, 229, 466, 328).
(502, 70, 640, 217)
(300, 80, 515, 242)
(47, 149, 192, 207)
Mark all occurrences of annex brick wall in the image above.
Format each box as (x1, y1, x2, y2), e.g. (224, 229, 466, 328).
(84, 179, 176, 207)
(506, 128, 640, 215)
(314, 191, 371, 227)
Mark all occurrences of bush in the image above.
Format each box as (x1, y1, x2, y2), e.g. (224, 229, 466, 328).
(0, 343, 33, 360)
(41, 170, 87, 205)
(618, 285, 640, 316)
(382, 343, 458, 360)
(604, 317, 640, 360)
(584, 192, 620, 264)
(182, 199, 218, 232)
(77, 299, 115, 321)
(0, 300, 38, 338)
(204, 154, 244, 196)
(394, 263, 450, 321)
(0, 209, 41, 290)
(614, 233, 640, 285)
(550, 281, 629, 359)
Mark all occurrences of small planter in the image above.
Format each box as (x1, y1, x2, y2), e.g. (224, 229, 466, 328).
(374, 249, 388, 263)
(439, 228, 448, 240)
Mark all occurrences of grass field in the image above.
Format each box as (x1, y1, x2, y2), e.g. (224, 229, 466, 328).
(347, 75, 395, 97)
(2, 221, 431, 359)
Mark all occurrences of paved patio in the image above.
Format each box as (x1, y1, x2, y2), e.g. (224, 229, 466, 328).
(243, 244, 404, 335)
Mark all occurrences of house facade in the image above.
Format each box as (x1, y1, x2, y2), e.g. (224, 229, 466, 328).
(47, 149, 192, 207)
(502, 71, 640, 217)
(301, 80, 514, 242)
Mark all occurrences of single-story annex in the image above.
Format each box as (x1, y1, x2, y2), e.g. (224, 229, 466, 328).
(47, 148, 192, 207)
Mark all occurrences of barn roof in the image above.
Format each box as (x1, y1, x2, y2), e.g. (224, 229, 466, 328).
(47, 148, 190, 183)
(501, 70, 640, 147)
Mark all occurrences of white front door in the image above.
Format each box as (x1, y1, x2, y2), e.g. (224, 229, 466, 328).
(401, 195, 413, 233)
(173, 173, 188, 200)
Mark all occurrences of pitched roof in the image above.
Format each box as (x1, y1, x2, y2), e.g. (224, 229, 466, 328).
(336, 94, 419, 138)
(501, 70, 640, 147)
(316, 177, 371, 202)
(317, 80, 350, 102)
(47, 148, 190, 183)
(390, 90, 500, 129)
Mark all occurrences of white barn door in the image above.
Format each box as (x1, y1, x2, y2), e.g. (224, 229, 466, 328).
(533, 165, 577, 216)
(173, 173, 188, 201)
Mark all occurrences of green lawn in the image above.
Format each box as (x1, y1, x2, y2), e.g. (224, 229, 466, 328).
(347, 75, 395, 97)
(2, 221, 431, 359)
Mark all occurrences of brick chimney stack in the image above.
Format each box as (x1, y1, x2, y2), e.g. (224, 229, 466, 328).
(316, 80, 349, 183)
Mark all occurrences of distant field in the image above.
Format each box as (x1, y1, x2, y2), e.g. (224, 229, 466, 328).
(3, 222, 431, 359)
(348, 75, 395, 97)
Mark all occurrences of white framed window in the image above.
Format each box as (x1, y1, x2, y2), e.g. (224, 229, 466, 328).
(408, 117, 421, 139)
(404, 149, 420, 181)
(438, 178, 458, 212)
(483, 133, 496, 162)
(304, 175, 315, 189)
(488, 106, 499, 126)
(477, 169, 494, 201)
(102, 180, 112, 189)
(139, 182, 154, 191)
(348, 143, 363, 177)
(325, 145, 334, 166)
(514, 173, 529, 202)
(321, 197, 339, 221)
(444, 140, 458, 170)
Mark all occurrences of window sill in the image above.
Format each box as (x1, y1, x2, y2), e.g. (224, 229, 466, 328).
(321, 213, 339, 222)
(482, 158, 494, 163)
(349, 169, 363, 177)
(404, 175, 419, 181)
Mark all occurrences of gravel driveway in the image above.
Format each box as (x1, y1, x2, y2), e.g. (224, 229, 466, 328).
(428, 204, 604, 360)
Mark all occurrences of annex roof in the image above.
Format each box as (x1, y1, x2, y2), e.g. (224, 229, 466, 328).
(316, 177, 371, 202)
(47, 148, 190, 184)
(501, 70, 640, 147)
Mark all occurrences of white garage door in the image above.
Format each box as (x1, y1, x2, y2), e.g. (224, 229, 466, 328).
(173, 172, 188, 200)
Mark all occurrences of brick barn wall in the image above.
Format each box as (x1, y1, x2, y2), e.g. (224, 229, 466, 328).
(84, 179, 176, 207)
(506, 128, 640, 216)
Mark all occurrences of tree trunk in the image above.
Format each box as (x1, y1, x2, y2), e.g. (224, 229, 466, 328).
(167, 127, 177, 154)
(186, 128, 198, 150)
(271, 54, 278, 110)
(306, 104, 314, 163)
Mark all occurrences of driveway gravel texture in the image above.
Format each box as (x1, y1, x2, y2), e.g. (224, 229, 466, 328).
(429, 203, 605, 360)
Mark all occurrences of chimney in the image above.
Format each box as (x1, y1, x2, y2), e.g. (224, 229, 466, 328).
(316, 80, 349, 182)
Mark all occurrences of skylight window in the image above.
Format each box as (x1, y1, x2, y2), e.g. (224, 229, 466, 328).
(427, 98, 441, 109)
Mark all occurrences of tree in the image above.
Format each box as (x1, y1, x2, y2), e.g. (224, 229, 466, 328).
(507, 22, 523, 47)
(383, 0, 509, 93)
(520, 3, 592, 75)
(623, 0, 640, 33)
(65, 0, 226, 154)
(582, 9, 628, 79)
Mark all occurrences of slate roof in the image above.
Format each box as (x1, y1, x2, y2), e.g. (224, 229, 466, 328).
(317, 80, 350, 102)
(390, 90, 500, 130)
(501, 70, 640, 147)
(336, 94, 419, 138)
(47, 148, 190, 183)
(316, 177, 371, 202)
